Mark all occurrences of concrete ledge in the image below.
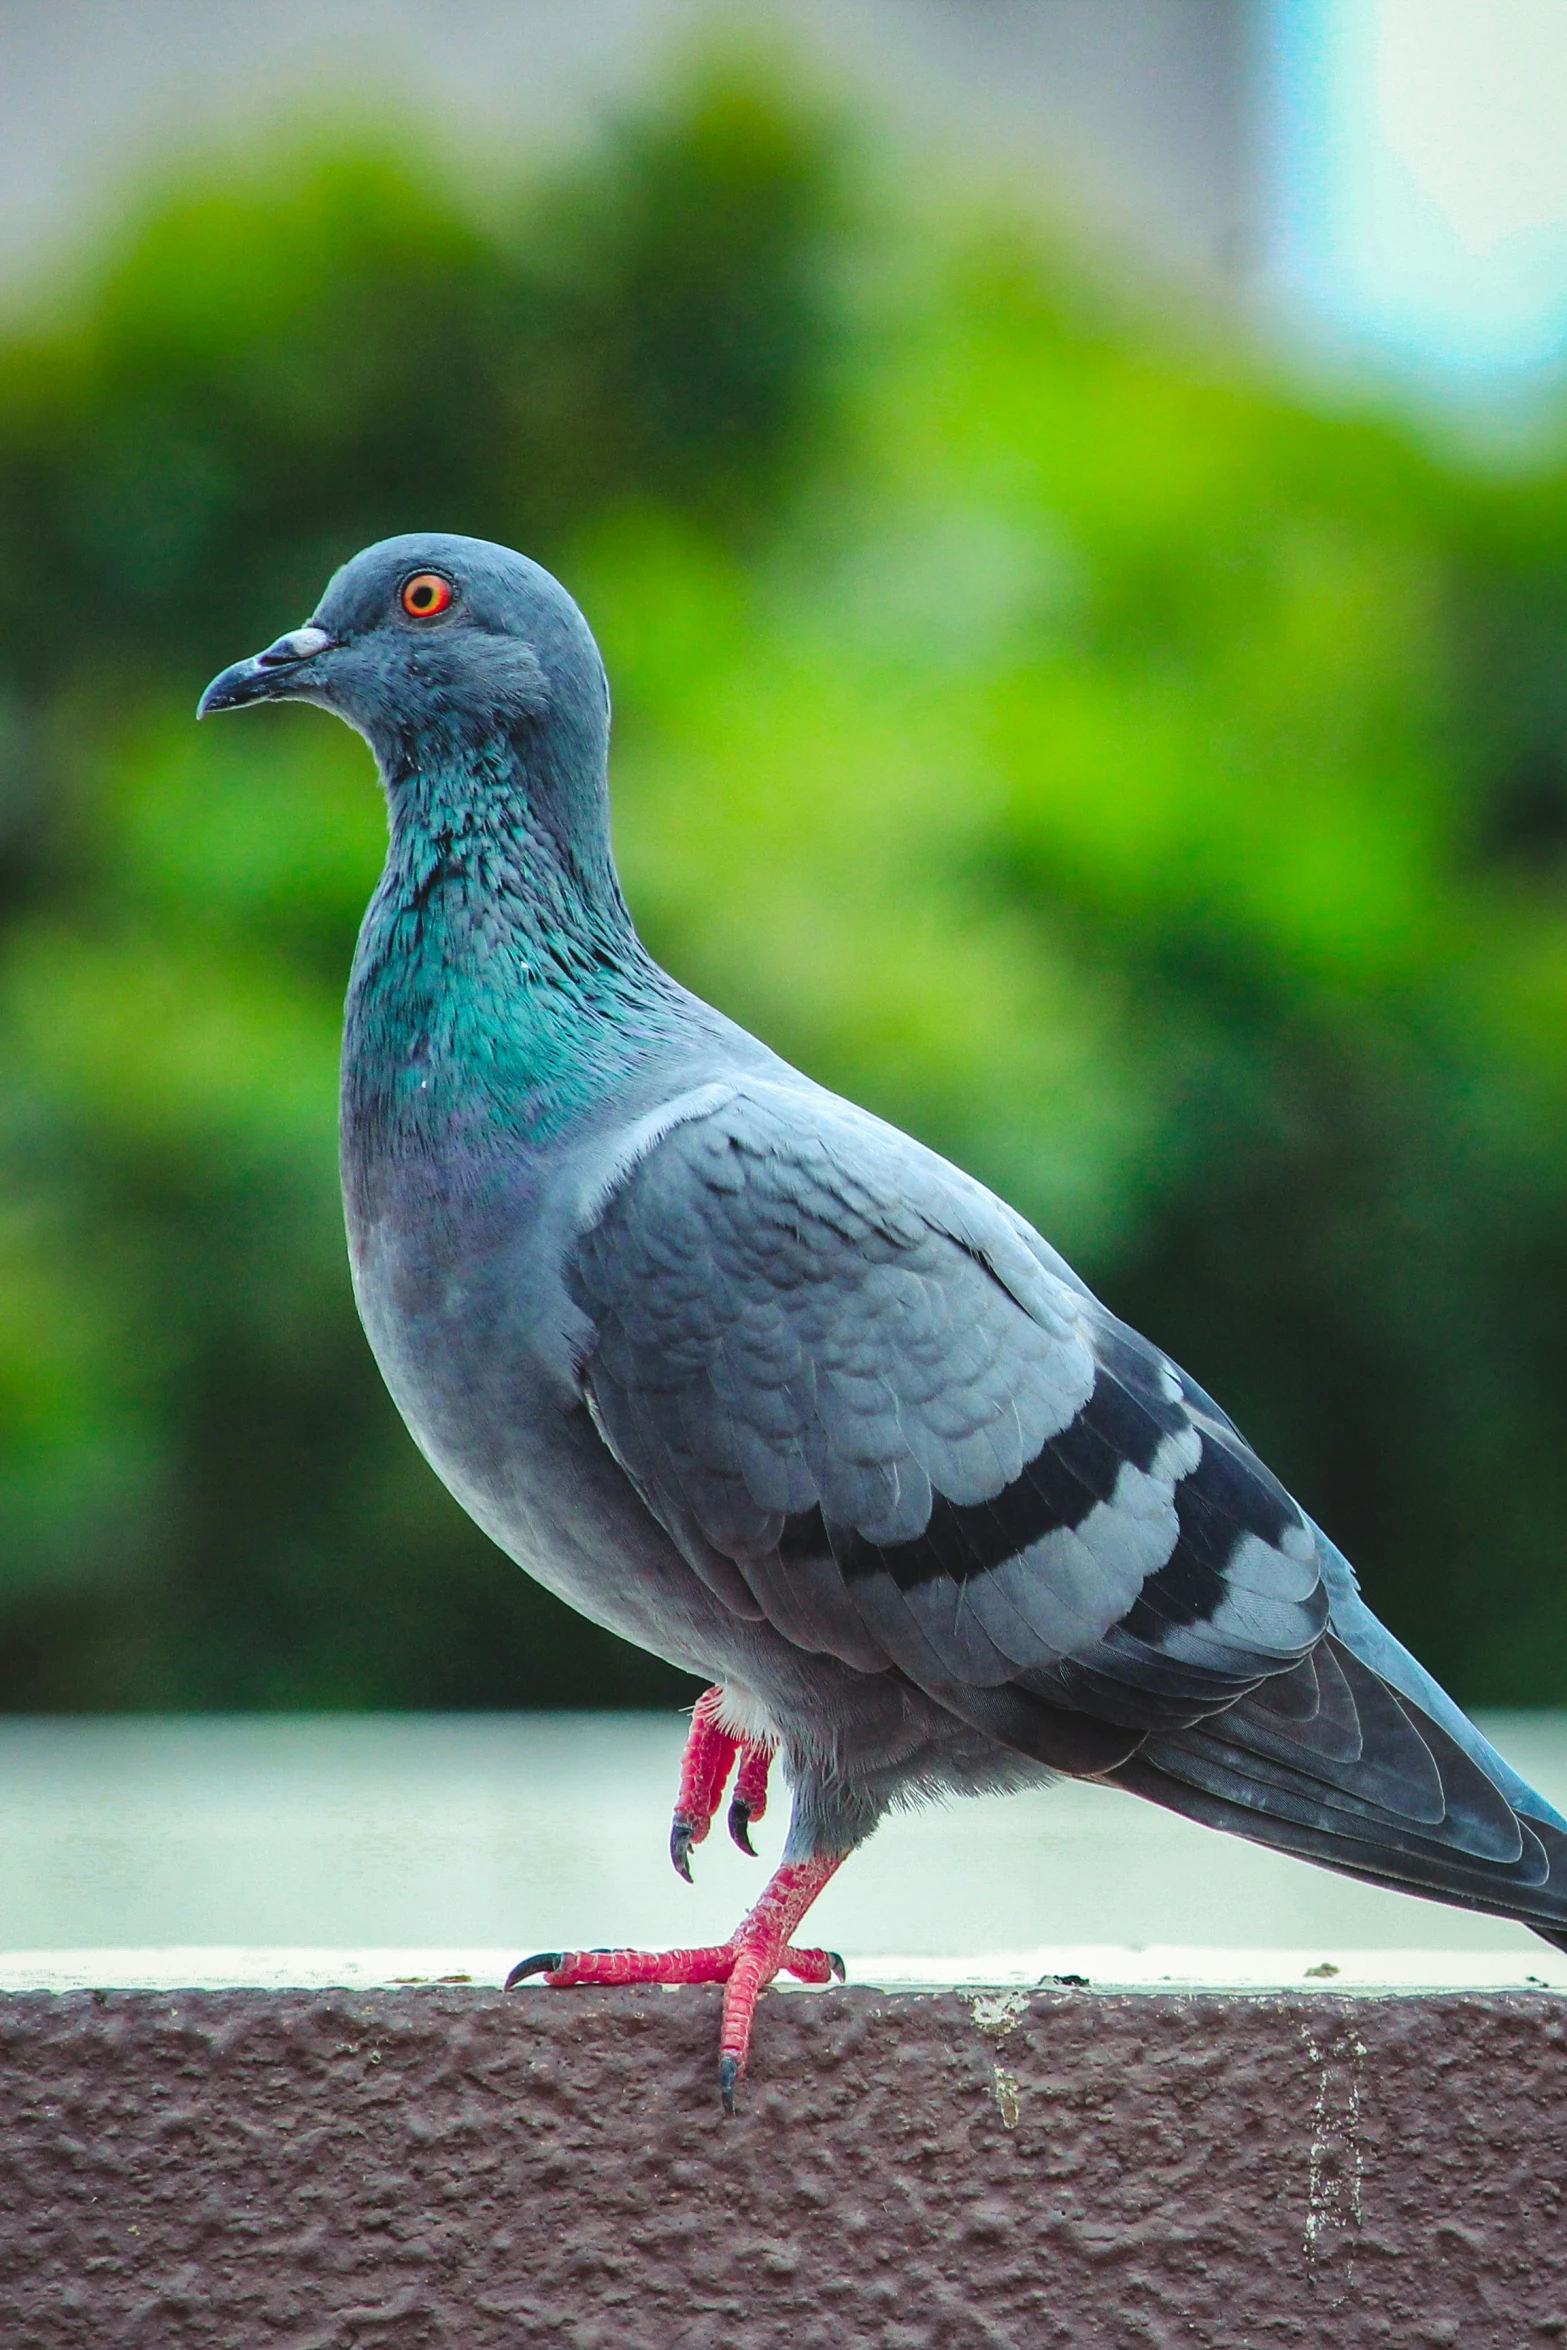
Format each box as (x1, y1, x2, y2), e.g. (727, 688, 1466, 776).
(6, 1983, 1567, 2347)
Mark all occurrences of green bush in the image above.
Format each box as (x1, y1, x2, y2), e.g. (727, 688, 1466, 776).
(2, 60, 1566, 1708)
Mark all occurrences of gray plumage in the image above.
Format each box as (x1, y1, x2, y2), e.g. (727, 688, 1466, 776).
(200, 531, 1567, 1958)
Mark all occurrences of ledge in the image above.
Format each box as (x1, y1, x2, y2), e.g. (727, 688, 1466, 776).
(7, 1969, 1567, 2345)
(7, 1940, 1567, 1992)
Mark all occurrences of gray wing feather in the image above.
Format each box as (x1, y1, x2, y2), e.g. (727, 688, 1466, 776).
(567, 1081, 1326, 1726)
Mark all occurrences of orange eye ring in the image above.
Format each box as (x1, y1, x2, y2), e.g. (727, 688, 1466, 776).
(400, 571, 454, 619)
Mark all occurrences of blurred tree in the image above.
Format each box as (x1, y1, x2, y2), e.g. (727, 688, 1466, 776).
(1, 60, 1566, 1710)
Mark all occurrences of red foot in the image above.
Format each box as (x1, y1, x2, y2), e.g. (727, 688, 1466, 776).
(506, 1851, 846, 2111)
(669, 1687, 776, 1879)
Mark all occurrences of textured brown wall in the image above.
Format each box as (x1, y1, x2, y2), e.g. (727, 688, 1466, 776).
(3, 1984, 1567, 2348)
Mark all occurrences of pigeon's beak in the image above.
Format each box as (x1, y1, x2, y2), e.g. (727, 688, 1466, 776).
(197, 624, 339, 717)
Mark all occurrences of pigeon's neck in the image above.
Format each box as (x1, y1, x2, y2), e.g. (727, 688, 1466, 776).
(343, 732, 678, 1161)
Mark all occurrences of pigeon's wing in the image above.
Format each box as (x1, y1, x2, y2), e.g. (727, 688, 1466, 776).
(566, 1081, 1329, 1776)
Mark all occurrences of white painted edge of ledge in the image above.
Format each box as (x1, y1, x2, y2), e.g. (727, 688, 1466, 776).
(3, 1945, 1567, 1995)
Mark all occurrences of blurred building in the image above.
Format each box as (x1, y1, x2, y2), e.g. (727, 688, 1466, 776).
(0, 0, 1264, 295)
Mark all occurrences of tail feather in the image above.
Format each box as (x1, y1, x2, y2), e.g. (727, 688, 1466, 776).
(1105, 1538, 1567, 1948)
(1314, 1527, 1567, 1834)
(1113, 1745, 1567, 1943)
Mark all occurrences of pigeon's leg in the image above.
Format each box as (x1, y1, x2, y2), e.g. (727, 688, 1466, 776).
(714, 1850, 843, 2110)
(668, 1687, 777, 1876)
(505, 1848, 847, 2112)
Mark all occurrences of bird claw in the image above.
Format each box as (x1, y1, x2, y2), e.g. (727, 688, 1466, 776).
(526, 1704, 834, 2104)
(504, 1951, 564, 1988)
(727, 1795, 757, 1856)
(503, 1857, 847, 2103)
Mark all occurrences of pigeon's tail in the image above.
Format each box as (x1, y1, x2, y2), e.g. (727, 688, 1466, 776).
(1107, 1532, 1567, 1949)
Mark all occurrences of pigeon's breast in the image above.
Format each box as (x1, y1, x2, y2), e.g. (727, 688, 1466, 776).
(341, 1128, 741, 1673)
(345, 1138, 579, 1508)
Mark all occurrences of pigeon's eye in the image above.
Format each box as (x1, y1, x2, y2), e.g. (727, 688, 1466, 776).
(400, 572, 454, 620)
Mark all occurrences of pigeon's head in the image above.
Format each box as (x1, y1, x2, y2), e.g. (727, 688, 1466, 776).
(198, 533, 609, 776)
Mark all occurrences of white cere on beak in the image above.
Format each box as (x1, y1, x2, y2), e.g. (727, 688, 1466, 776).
(258, 624, 335, 667)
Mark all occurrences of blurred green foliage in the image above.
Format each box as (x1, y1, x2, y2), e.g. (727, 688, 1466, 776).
(3, 60, 1567, 1710)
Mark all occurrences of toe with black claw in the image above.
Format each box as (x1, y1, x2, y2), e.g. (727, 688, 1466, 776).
(728, 1797, 757, 1856)
(718, 2054, 740, 2115)
(504, 1952, 564, 1989)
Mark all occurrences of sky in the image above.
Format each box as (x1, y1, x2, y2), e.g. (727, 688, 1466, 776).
(1274, 0, 1567, 392)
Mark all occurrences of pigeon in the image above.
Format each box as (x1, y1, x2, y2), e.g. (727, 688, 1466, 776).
(201, 533, 1567, 2110)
